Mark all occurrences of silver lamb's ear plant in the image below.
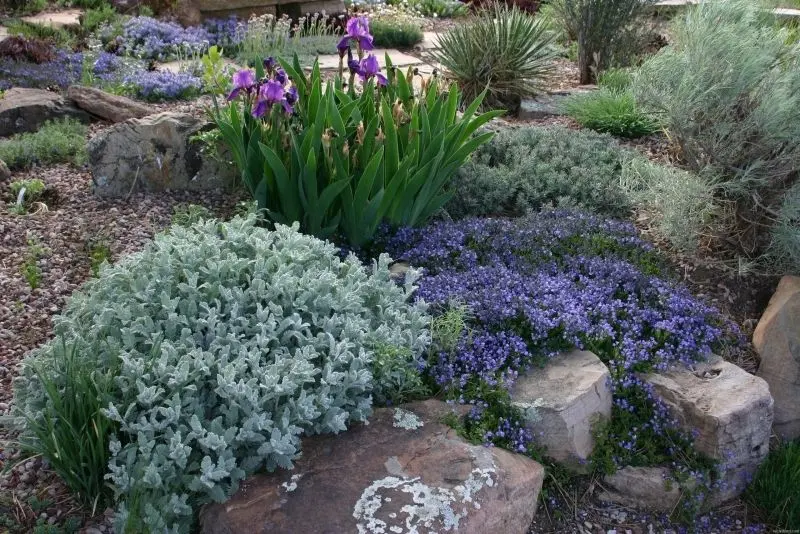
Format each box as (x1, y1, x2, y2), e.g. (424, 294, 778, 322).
(13, 214, 431, 532)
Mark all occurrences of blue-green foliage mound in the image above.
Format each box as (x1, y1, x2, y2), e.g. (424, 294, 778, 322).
(14, 215, 430, 532)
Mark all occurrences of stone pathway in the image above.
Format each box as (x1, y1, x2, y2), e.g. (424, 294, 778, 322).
(316, 49, 423, 70)
(421, 31, 442, 50)
(20, 9, 83, 29)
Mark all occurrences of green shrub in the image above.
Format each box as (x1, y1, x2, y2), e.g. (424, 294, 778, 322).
(746, 440, 800, 529)
(9, 179, 46, 210)
(551, 0, 655, 83)
(597, 67, 633, 91)
(370, 18, 424, 49)
(562, 88, 659, 138)
(6, 20, 76, 49)
(769, 181, 800, 269)
(446, 125, 633, 219)
(170, 203, 213, 226)
(431, 1, 557, 112)
(81, 4, 120, 34)
(214, 50, 500, 247)
(9, 0, 47, 14)
(0, 119, 87, 170)
(620, 158, 716, 251)
(19, 340, 118, 513)
(633, 0, 800, 271)
(235, 13, 339, 67)
(14, 216, 431, 532)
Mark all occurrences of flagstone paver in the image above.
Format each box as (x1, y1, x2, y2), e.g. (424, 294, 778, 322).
(21, 9, 83, 29)
(316, 49, 423, 70)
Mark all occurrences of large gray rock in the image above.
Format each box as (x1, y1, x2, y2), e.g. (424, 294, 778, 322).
(511, 350, 612, 469)
(88, 112, 236, 197)
(0, 88, 90, 137)
(199, 400, 545, 534)
(598, 466, 682, 512)
(754, 275, 800, 440)
(645, 357, 773, 503)
(67, 86, 151, 123)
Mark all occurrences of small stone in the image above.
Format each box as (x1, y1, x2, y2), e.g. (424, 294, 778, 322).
(584, 521, 593, 528)
(598, 466, 681, 512)
(608, 530, 618, 534)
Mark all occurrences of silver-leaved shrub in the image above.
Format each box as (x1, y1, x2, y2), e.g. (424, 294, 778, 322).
(14, 215, 430, 532)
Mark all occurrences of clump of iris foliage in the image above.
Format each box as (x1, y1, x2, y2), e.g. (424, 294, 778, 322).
(377, 209, 738, 521)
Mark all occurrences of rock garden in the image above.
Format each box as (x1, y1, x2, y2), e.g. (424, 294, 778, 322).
(0, 0, 798, 532)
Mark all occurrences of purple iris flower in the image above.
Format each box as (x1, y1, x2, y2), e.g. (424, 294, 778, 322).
(263, 57, 276, 72)
(359, 54, 387, 86)
(227, 68, 256, 100)
(274, 68, 287, 85)
(252, 80, 286, 118)
(337, 16, 374, 53)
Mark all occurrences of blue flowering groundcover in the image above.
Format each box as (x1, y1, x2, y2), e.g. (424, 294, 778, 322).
(381, 210, 739, 509)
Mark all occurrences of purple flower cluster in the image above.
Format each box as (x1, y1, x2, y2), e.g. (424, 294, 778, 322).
(202, 16, 242, 48)
(227, 59, 297, 117)
(124, 70, 202, 100)
(0, 49, 82, 90)
(92, 51, 122, 81)
(118, 17, 214, 61)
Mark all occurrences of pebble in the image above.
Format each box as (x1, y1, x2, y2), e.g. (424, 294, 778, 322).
(0, 402, 8, 412)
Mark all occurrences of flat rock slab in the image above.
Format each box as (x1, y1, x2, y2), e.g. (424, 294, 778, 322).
(199, 400, 545, 534)
(645, 356, 773, 503)
(0, 26, 8, 43)
(598, 466, 682, 512)
(316, 49, 424, 70)
(88, 111, 236, 196)
(420, 32, 442, 50)
(511, 350, 612, 468)
(519, 86, 597, 120)
(754, 275, 800, 440)
(67, 85, 151, 123)
(21, 9, 83, 29)
(0, 87, 91, 137)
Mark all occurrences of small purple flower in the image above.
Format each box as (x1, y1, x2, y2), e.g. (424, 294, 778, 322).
(227, 68, 256, 100)
(285, 86, 298, 106)
(252, 80, 287, 118)
(359, 54, 387, 86)
(337, 16, 374, 53)
(274, 68, 287, 85)
(263, 56, 277, 72)
(348, 58, 361, 76)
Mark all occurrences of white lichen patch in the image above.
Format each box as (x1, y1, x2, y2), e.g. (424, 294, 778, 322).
(352, 468, 496, 533)
(393, 408, 424, 430)
(281, 473, 303, 493)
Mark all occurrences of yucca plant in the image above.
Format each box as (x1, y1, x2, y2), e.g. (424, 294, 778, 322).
(430, 1, 557, 113)
(212, 17, 502, 247)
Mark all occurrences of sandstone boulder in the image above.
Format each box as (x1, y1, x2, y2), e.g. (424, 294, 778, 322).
(0, 88, 90, 137)
(511, 350, 612, 469)
(753, 275, 800, 440)
(598, 466, 682, 512)
(88, 112, 236, 197)
(199, 400, 545, 534)
(67, 86, 151, 123)
(645, 356, 773, 503)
